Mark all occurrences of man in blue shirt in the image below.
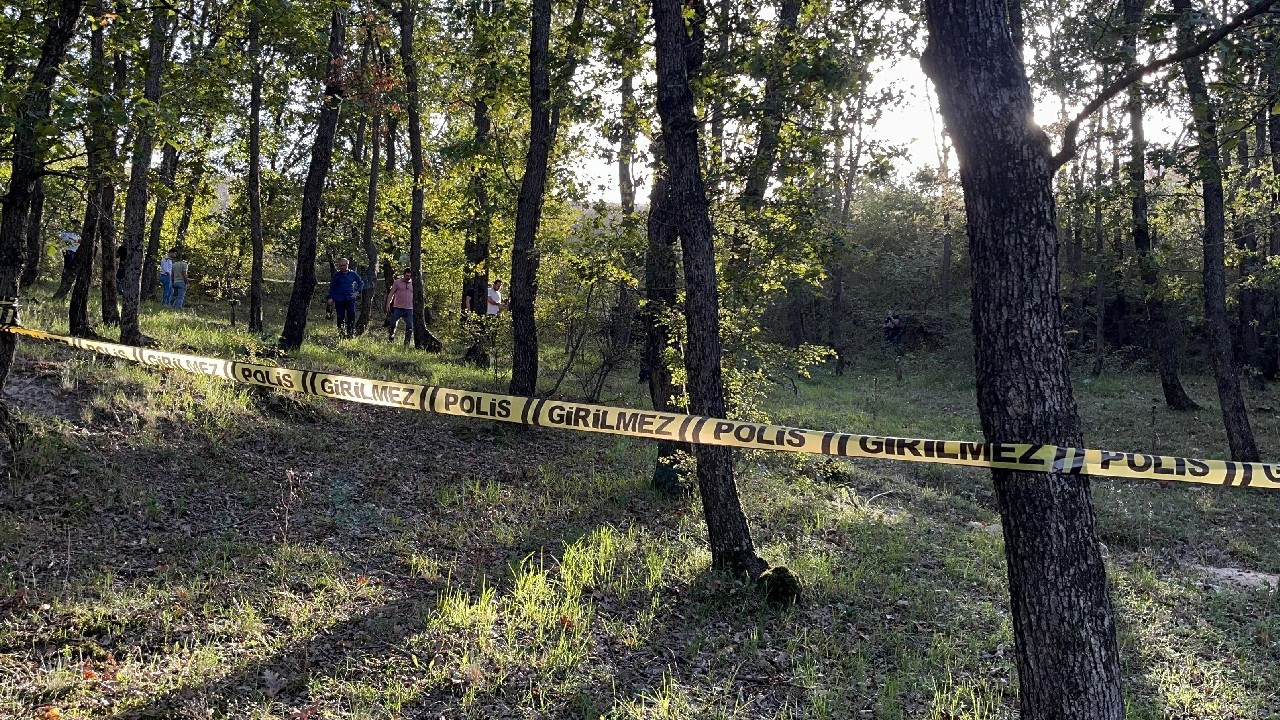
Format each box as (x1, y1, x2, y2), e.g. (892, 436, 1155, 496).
(326, 257, 365, 337)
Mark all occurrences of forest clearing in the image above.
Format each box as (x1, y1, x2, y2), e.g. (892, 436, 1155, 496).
(0, 291, 1277, 718)
(3, 0, 1280, 716)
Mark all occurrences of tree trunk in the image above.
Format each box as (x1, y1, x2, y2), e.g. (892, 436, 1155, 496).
(280, 9, 347, 352)
(0, 0, 85, 392)
(1174, 0, 1259, 462)
(248, 6, 265, 332)
(1235, 126, 1263, 386)
(356, 114, 381, 334)
(174, 158, 205, 245)
(1123, 0, 1199, 409)
(398, 0, 442, 352)
(731, 0, 803, 285)
(1091, 128, 1105, 378)
(119, 5, 170, 346)
(507, 0, 554, 397)
(643, 170, 684, 489)
(384, 113, 398, 177)
(920, 0, 1125, 716)
(654, 0, 768, 579)
(143, 142, 179, 300)
(1270, 50, 1280, 379)
(19, 178, 45, 289)
(462, 97, 492, 323)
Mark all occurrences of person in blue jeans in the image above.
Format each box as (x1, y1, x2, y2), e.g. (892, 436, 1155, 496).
(170, 251, 190, 309)
(160, 249, 175, 305)
(326, 257, 364, 337)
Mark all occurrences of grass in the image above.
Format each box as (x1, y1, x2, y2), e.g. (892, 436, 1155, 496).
(1, 287, 1278, 718)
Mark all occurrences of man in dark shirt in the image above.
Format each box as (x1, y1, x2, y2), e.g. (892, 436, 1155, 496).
(326, 257, 365, 338)
(883, 311, 904, 355)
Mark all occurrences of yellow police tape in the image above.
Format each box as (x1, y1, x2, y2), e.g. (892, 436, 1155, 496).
(2, 320, 1278, 490)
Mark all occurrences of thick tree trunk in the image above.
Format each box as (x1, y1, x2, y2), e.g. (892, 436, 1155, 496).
(507, 0, 554, 396)
(119, 6, 170, 346)
(280, 9, 347, 351)
(1174, 0, 1259, 462)
(398, 0, 442, 352)
(654, 0, 768, 579)
(248, 8, 265, 332)
(19, 179, 45, 289)
(143, 143, 179, 300)
(0, 0, 85, 391)
(920, 0, 1124, 717)
(1123, 0, 1199, 409)
(356, 115, 381, 334)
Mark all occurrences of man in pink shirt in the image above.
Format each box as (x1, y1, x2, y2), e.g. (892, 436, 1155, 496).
(385, 268, 415, 346)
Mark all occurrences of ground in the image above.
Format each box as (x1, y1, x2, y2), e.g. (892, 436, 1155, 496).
(1, 292, 1278, 719)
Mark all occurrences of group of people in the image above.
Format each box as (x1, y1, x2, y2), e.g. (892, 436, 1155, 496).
(158, 248, 190, 308)
(58, 234, 190, 309)
(326, 257, 508, 344)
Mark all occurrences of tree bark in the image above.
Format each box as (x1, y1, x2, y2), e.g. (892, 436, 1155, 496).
(280, 9, 347, 351)
(1270, 48, 1280, 379)
(462, 97, 493, 324)
(920, 0, 1125, 717)
(1174, 0, 1259, 462)
(356, 114, 381, 334)
(507, 0, 554, 397)
(0, 0, 85, 392)
(19, 179, 45, 289)
(1123, 0, 1199, 409)
(119, 5, 171, 346)
(398, 0, 442, 352)
(654, 0, 768, 579)
(384, 113, 398, 177)
(143, 143, 179, 300)
(248, 5, 265, 331)
(643, 170, 684, 488)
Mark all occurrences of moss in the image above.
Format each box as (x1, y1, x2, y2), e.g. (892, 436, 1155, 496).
(757, 565, 802, 606)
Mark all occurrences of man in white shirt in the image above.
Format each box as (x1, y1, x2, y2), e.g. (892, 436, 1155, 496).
(160, 249, 175, 305)
(486, 279, 506, 315)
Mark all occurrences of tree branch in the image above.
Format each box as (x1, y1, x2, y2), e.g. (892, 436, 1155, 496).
(1050, 0, 1280, 171)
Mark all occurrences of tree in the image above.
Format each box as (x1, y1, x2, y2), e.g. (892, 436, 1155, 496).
(1172, 0, 1259, 462)
(0, 0, 85, 396)
(120, 4, 173, 346)
(507, 0, 588, 396)
(247, 3, 265, 331)
(653, 0, 768, 578)
(355, 112, 381, 335)
(19, 179, 45, 289)
(397, 0, 442, 351)
(1122, 0, 1198, 410)
(920, 0, 1125, 716)
(144, 143, 180, 300)
(280, 8, 348, 352)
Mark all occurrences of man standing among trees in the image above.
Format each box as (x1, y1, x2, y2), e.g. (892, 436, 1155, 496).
(327, 258, 365, 338)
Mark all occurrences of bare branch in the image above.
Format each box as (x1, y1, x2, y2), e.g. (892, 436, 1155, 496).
(1050, 0, 1280, 172)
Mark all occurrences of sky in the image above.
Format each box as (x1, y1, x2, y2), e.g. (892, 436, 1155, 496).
(568, 51, 1189, 206)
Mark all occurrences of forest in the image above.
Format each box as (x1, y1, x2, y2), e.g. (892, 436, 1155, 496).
(1, 0, 1279, 716)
